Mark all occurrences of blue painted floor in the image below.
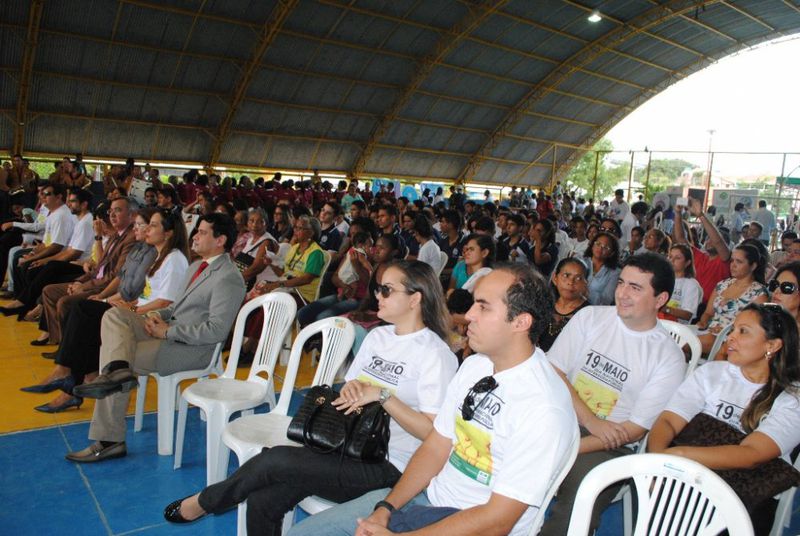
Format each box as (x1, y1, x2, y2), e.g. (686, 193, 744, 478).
(3, 403, 800, 535)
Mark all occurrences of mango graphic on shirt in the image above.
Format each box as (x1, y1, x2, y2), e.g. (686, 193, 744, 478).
(573, 372, 619, 419)
(449, 415, 493, 485)
(140, 278, 152, 300)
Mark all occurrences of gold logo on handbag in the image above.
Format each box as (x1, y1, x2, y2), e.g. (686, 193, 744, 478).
(315, 396, 326, 405)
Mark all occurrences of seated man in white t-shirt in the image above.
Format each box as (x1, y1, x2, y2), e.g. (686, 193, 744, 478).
(287, 264, 579, 536)
(540, 252, 686, 535)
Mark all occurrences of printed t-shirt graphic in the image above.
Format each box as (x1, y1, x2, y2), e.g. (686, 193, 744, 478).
(450, 391, 502, 486)
(356, 354, 406, 395)
(573, 350, 630, 419)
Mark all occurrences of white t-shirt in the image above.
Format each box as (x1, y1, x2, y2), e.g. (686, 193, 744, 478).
(428, 351, 579, 536)
(68, 213, 96, 261)
(666, 361, 800, 460)
(548, 306, 686, 429)
(560, 237, 588, 260)
(139, 249, 189, 306)
(609, 199, 629, 221)
(620, 211, 638, 243)
(417, 239, 441, 270)
(667, 277, 703, 324)
(44, 204, 76, 247)
(345, 325, 457, 472)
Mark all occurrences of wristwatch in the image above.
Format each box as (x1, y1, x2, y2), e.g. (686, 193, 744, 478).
(379, 388, 392, 405)
(373, 500, 396, 513)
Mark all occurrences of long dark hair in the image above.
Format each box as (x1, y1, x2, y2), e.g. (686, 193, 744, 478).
(465, 233, 495, 268)
(740, 303, 800, 432)
(670, 243, 695, 278)
(148, 209, 189, 276)
(735, 243, 767, 285)
(389, 260, 450, 342)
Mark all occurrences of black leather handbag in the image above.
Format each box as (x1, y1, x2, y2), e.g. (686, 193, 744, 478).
(287, 385, 391, 463)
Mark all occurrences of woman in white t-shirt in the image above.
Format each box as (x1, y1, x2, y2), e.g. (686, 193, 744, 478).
(659, 244, 703, 324)
(648, 303, 800, 532)
(164, 260, 458, 535)
(136, 210, 190, 309)
(412, 213, 441, 271)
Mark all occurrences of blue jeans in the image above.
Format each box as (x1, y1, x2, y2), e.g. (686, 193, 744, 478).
(297, 295, 360, 327)
(287, 489, 447, 536)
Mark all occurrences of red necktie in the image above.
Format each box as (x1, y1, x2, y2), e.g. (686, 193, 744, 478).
(189, 261, 209, 286)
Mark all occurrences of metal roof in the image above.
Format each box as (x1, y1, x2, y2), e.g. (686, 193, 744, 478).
(2, 0, 799, 185)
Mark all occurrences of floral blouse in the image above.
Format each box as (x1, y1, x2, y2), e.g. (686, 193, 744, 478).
(708, 278, 767, 330)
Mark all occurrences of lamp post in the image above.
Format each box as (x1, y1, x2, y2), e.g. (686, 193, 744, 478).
(704, 129, 715, 210)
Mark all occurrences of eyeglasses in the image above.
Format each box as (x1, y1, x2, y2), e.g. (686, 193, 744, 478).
(768, 280, 798, 295)
(42, 191, 54, 197)
(374, 283, 414, 299)
(461, 376, 498, 421)
(593, 243, 612, 252)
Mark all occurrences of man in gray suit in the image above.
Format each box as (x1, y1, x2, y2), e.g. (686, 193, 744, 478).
(68, 213, 246, 463)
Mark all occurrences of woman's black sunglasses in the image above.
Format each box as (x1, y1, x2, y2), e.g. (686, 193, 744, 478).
(461, 376, 498, 421)
(374, 284, 415, 299)
(768, 280, 798, 295)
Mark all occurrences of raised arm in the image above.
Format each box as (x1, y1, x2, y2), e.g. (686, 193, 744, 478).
(689, 198, 731, 262)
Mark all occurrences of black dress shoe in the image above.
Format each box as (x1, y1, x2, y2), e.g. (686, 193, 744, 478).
(65, 441, 126, 463)
(73, 368, 138, 399)
(164, 496, 205, 524)
(0, 305, 25, 316)
(20, 376, 73, 394)
(34, 396, 82, 413)
(30, 339, 52, 346)
(41, 351, 58, 360)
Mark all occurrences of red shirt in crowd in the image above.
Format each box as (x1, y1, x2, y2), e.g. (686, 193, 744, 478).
(692, 246, 731, 302)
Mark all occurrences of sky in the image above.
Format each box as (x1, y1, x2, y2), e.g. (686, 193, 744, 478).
(605, 36, 800, 178)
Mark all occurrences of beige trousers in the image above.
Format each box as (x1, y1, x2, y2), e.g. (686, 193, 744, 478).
(87, 307, 163, 443)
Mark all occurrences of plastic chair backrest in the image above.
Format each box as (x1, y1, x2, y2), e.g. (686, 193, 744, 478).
(659, 320, 703, 377)
(310, 250, 333, 302)
(219, 293, 296, 379)
(436, 250, 448, 276)
(273, 317, 355, 416)
(707, 323, 734, 362)
(526, 431, 580, 535)
(567, 454, 754, 536)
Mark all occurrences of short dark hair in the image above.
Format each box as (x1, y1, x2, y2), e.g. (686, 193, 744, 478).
(631, 201, 648, 216)
(69, 187, 93, 206)
(351, 199, 366, 211)
(614, 189, 624, 197)
(323, 201, 342, 216)
(494, 262, 554, 346)
(379, 205, 398, 218)
(412, 214, 433, 239)
(474, 216, 495, 235)
(507, 213, 525, 228)
(622, 252, 675, 298)
(48, 182, 67, 201)
(759, 200, 767, 208)
(198, 213, 238, 251)
(631, 226, 644, 237)
(782, 231, 798, 241)
(440, 209, 461, 230)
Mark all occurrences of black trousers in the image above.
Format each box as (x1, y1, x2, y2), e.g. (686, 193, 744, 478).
(198, 446, 401, 536)
(56, 299, 111, 384)
(0, 228, 23, 280)
(18, 260, 84, 309)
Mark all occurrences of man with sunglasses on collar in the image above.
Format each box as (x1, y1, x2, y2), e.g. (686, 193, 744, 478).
(287, 264, 578, 536)
(539, 252, 686, 535)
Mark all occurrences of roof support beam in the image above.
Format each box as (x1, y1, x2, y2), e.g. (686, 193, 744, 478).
(208, 0, 299, 168)
(349, 0, 511, 180)
(720, 1, 778, 32)
(13, 0, 44, 155)
(456, 0, 721, 184)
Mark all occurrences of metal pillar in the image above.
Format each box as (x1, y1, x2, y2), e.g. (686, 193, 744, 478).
(704, 152, 715, 211)
(13, 0, 44, 155)
(627, 151, 635, 203)
(644, 151, 652, 201)
(591, 151, 600, 200)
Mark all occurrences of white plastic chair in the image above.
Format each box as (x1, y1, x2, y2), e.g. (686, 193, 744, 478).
(769, 454, 800, 536)
(436, 250, 448, 277)
(222, 317, 355, 536)
(659, 319, 703, 376)
(707, 323, 734, 362)
(567, 453, 754, 536)
(133, 341, 223, 456)
(525, 431, 581, 535)
(173, 293, 297, 484)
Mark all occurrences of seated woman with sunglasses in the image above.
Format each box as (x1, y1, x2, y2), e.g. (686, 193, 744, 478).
(163, 260, 458, 536)
(696, 243, 768, 354)
(648, 303, 800, 533)
(769, 262, 800, 330)
(20, 209, 188, 412)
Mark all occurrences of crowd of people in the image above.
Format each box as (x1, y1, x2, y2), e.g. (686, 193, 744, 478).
(4, 152, 800, 535)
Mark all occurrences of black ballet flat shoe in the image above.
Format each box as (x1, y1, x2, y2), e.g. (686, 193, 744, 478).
(34, 396, 82, 413)
(30, 339, 51, 346)
(164, 497, 205, 524)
